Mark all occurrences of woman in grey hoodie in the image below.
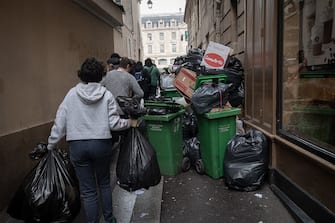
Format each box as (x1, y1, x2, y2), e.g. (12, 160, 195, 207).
(47, 57, 136, 223)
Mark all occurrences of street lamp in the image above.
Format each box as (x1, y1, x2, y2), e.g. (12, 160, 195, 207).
(147, 0, 153, 9)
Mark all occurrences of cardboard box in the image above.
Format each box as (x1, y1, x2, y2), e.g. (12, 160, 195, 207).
(173, 68, 197, 99)
(201, 41, 232, 69)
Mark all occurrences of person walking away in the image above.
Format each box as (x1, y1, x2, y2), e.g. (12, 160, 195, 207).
(47, 57, 138, 223)
(144, 58, 161, 98)
(134, 61, 151, 99)
(106, 53, 121, 71)
(101, 57, 144, 116)
(101, 57, 144, 146)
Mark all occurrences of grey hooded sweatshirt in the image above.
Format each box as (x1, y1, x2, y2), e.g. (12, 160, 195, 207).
(47, 82, 130, 150)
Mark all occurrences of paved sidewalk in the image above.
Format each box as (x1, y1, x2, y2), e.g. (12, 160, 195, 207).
(160, 169, 297, 223)
(1, 144, 164, 223)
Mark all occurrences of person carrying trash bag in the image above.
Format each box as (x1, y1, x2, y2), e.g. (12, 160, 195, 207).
(46, 57, 138, 223)
(114, 96, 161, 192)
(116, 120, 161, 192)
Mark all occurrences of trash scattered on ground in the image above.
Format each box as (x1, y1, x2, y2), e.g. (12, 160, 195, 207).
(140, 212, 149, 218)
(254, 193, 263, 199)
(135, 189, 145, 195)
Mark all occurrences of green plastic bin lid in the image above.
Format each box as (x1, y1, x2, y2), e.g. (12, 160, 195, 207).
(164, 87, 178, 92)
(194, 74, 227, 90)
(142, 101, 185, 121)
(141, 109, 185, 122)
(203, 108, 241, 119)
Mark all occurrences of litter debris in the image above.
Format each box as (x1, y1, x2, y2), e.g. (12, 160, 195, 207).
(254, 193, 263, 199)
(140, 212, 149, 218)
(135, 189, 145, 195)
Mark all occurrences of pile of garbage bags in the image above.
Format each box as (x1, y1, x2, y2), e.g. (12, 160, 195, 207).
(173, 48, 204, 74)
(172, 47, 245, 112)
(182, 109, 204, 174)
(191, 82, 234, 114)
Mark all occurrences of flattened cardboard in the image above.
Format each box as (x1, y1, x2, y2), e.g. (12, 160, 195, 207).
(173, 68, 197, 99)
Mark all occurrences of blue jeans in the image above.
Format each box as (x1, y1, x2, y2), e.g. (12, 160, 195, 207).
(69, 139, 115, 223)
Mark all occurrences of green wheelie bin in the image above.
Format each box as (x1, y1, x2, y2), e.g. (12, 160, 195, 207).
(197, 108, 241, 179)
(141, 102, 184, 176)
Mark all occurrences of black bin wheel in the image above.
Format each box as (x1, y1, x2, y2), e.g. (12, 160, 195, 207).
(182, 157, 191, 172)
(195, 159, 205, 174)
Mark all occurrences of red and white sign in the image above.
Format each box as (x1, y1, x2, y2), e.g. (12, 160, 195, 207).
(201, 41, 232, 69)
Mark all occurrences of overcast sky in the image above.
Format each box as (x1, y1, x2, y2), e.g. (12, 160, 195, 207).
(140, 0, 186, 15)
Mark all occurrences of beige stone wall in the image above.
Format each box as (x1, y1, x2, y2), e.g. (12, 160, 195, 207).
(0, 0, 116, 135)
(116, 0, 142, 60)
(0, 0, 120, 210)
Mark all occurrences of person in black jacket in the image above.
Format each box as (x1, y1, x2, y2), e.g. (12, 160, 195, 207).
(134, 61, 151, 99)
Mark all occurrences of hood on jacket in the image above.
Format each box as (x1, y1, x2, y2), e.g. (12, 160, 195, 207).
(76, 82, 106, 104)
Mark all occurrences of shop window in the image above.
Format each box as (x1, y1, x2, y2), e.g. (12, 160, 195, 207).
(280, 0, 335, 156)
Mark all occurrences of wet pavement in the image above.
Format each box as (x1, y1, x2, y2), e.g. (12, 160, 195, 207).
(161, 169, 297, 223)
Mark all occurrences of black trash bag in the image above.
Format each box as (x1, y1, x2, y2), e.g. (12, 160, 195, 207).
(224, 129, 268, 192)
(29, 142, 48, 160)
(7, 147, 81, 222)
(182, 110, 198, 139)
(116, 127, 161, 192)
(228, 82, 245, 107)
(191, 82, 233, 114)
(222, 56, 244, 88)
(201, 68, 227, 76)
(147, 106, 180, 115)
(182, 137, 205, 174)
(183, 137, 202, 164)
(116, 96, 147, 118)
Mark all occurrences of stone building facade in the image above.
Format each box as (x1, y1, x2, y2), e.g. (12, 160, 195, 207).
(184, 0, 335, 222)
(141, 12, 188, 69)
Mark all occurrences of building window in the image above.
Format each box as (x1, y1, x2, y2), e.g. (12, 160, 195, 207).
(146, 21, 152, 28)
(159, 20, 164, 28)
(185, 31, 189, 41)
(160, 44, 165, 53)
(159, 32, 164, 41)
(158, 59, 168, 65)
(171, 20, 176, 27)
(171, 32, 176, 40)
(148, 45, 152, 54)
(147, 33, 152, 41)
(172, 44, 177, 53)
(280, 0, 335, 155)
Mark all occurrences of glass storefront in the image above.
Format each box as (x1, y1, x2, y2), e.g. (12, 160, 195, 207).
(281, 0, 335, 154)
